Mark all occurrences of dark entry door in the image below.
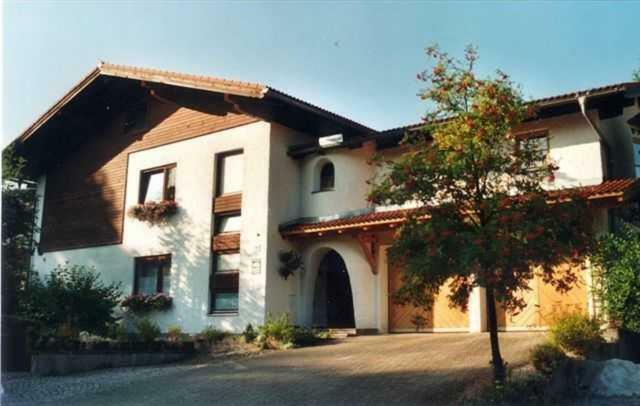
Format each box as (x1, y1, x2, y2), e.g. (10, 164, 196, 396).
(313, 250, 355, 328)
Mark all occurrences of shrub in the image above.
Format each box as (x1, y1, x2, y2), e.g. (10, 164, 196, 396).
(136, 318, 161, 344)
(18, 264, 122, 338)
(121, 293, 172, 313)
(199, 326, 227, 345)
(592, 225, 640, 333)
(258, 313, 295, 346)
(128, 200, 178, 225)
(167, 325, 183, 342)
(291, 327, 318, 347)
(530, 341, 567, 376)
(550, 312, 604, 357)
(243, 323, 257, 343)
(472, 373, 548, 405)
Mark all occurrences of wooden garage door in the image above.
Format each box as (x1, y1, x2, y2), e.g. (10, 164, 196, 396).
(496, 264, 589, 330)
(388, 263, 469, 332)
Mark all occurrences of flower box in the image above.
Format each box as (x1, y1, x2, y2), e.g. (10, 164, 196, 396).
(128, 200, 178, 225)
(121, 293, 173, 314)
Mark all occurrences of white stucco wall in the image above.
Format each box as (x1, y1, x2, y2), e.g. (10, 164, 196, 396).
(32, 121, 273, 334)
(263, 124, 314, 320)
(300, 142, 376, 218)
(543, 112, 604, 188)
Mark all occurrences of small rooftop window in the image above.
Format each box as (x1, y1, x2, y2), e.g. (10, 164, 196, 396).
(319, 162, 335, 191)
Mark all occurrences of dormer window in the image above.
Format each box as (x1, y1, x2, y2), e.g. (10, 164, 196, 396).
(319, 162, 335, 191)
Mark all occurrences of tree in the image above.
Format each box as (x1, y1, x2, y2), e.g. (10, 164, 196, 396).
(2, 146, 38, 315)
(592, 225, 640, 333)
(633, 68, 640, 82)
(368, 45, 593, 381)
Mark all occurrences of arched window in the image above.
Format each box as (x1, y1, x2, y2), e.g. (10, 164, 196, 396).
(319, 162, 335, 191)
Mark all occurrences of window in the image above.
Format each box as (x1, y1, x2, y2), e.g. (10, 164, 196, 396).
(139, 164, 176, 203)
(217, 151, 244, 196)
(210, 252, 240, 312)
(134, 255, 171, 295)
(216, 213, 242, 234)
(210, 150, 244, 314)
(516, 131, 549, 168)
(319, 162, 335, 191)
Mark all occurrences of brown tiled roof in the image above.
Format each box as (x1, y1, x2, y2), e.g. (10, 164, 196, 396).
(281, 179, 640, 237)
(532, 82, 638, 107)
(18, 62, 374, 143)
(100, 62, 268, 98)
(380, 82, 640, 137)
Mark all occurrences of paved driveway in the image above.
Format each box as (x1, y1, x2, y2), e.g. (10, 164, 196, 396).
(2, 333, 544, 405)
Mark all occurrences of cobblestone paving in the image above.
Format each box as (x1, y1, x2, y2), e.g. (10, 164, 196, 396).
(2, 333, 547, 405)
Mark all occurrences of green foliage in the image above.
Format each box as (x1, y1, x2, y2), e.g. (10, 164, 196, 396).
(199, 326, 227, 345)
(633, 68, 640, 82)
(167, 325, 183, 342)
(2, 146, 38, 316)
(136, 318, 161, 344)
(278, 250, 303, 279)
(530, 341, 567, 376)
(470, 372, 548, 405)
(18, 264, 122, 338)
(2, 145, 28, 181)
(368, 44, 594, 380)
(243, 323, 257, 343)
(258, 313, 295, 346)
(592, 225, 640, 333)
(549, 312, 603, 357)
(256, 314, 329, 348)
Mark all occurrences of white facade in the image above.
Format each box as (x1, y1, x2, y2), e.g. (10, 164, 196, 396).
(30, 97, 639, 335)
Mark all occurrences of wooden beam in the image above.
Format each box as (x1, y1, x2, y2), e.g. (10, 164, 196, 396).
(356, 234, 378, 275)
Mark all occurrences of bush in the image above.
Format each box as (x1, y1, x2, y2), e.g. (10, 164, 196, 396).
(136, 318, 161, 344)
(256, 314, 330, 349)
(258, 313, 295, 347)
(593, 226, 640, 333)
(167, 325, 183, 342)
(18, 264, 122, 338)
(121, 293, 172, 313)
(530, 342, 567, 376)
(243, 324, 257, 343)
(199, 326, 227, 345)
(550, 313, 604, 357)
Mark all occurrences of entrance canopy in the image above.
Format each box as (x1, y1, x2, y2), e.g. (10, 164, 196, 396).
(280, 178, 640, 239)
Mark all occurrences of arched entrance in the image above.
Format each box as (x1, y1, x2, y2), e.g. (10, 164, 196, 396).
(312, 250, 355, 328)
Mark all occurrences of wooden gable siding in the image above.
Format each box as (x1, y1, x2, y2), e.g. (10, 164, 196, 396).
(39, 97, 258, 252)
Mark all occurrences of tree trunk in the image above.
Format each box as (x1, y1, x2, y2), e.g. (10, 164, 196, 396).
(485, 286, 506, 382)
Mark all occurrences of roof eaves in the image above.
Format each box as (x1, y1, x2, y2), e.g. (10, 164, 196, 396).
(265, 87, 376, 134)
(99, 62, 268, 99)
(18, 66, 102, 143)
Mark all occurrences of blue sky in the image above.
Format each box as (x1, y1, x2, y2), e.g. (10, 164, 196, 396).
(2, 1, 639, 147)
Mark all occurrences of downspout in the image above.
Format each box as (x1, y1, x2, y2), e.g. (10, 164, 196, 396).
(578, 95, 610, 179)
(578, 95, 606, 143)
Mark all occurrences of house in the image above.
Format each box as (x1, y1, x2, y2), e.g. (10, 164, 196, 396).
(13, 62, 640, 334)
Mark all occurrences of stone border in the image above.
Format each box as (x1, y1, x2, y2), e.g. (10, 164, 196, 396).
(31, 352, 190, 376)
